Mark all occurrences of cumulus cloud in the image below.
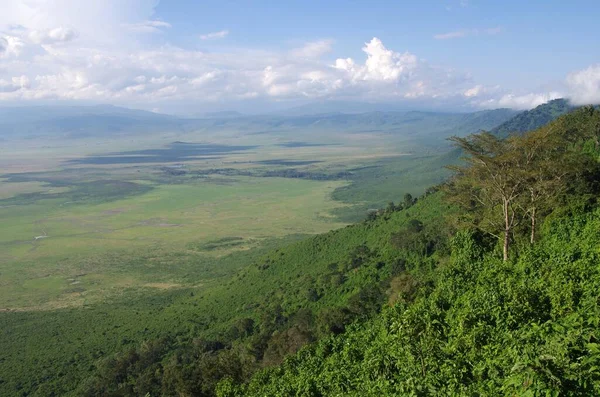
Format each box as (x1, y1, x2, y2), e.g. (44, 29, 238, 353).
(470, 64, 600, 110)
(200, 30, 229, 40)
(566, 65, 600, 105)
(0, 35, 24, 57)
(0, 75, 29, 93)
(29, 27, 78, 44)
(334, 38, 418, 82)
(0, 14, 474, 107)
(0, 0, 588, 112)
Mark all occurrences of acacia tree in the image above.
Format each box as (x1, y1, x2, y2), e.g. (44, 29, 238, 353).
(513, 128, 573, 243)
(513, 108, 600, 244)
(446, 132, 525, 261)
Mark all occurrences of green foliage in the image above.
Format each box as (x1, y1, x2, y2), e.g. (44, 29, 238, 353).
(225, 207, 600, 396)
(217, 106, 600, 397)
(446, 106, 600, 260)
(0, 190, 449, 396)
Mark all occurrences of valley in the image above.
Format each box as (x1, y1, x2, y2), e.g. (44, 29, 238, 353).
(0, 105, 515, 311)
(1, 100, 594, 396)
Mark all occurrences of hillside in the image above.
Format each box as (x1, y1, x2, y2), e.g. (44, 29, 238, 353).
(219, 107, 600, 395)
(491, 98, 574, 137)
(0, 189, 450, 396)
(0, 105, 184, 138)
(225, 206, 600, 395)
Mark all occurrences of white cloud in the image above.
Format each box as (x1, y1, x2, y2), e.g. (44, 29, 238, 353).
(0, 35, 24, 57)
(470, 64, 600, 110)
(434, 30, 470, 40)
(463, 85, 484, 97)
(200, 30, 229, 40)
(0, 75, 29, 93)
(0, 1, 588, 113)
(124, 20, 171, 33)
(463, 84, 502, 98)
(290, 40, 333, 58)
(29, 27, 78, 44)
(334, 38, 418, 82)
(566, 65, 600, 105)
(434, 27, 503, 40)
(476, 92, 562, 110)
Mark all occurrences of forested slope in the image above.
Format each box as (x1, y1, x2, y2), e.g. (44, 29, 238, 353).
(0, 187, 449, 396)
(221, 106, 600, 396)
(491, 98, 573, 137)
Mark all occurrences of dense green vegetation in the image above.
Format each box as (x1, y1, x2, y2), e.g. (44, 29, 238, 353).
(224, 206, 600, 395)
(2, 103, 598, 396)
(218, 106, 600, 395)
(0, 188, 448, 396)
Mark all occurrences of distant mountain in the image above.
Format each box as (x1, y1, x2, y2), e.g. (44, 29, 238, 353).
(0, 105, 183, 139)
(0, 104, 517, 142)
(491, 98, 574, 137)
(273, 101, 411, 116)
(446, 108, 518, 136)
(194, 109, 516, 138)
(201, 111, 245, 119)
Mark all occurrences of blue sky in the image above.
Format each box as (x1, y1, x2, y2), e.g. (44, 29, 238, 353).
(0, 0, 599, 113)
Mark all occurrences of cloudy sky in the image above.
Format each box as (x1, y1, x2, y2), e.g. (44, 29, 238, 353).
(0, 0, 599, 114)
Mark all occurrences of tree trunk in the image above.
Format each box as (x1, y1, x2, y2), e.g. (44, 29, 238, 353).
(503, 199, 510, 261)
(503, 228, 509, 261)
(530, 207, 536, 244)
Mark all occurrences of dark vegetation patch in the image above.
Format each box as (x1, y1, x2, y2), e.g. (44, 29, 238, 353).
(186, 167, 352, 181)
(255, 159, 322, 166)
(187, 237, 246, 251)
(277, 142, 337, 148)
(261, 169, 352, 180)
(0, 180, 152, 206)
(68, 142, 258, 165)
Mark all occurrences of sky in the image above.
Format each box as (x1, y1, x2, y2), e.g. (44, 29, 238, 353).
(0, 0, 599, 114)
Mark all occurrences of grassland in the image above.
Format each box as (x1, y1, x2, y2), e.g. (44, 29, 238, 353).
(0, 121, 454, 311)
(0, 175, 350, 309)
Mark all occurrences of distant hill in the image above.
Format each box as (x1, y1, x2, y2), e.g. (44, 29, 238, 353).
(193, 109, 517, 140)
(0, 104, 516, 142)
(491, 98, 574, 137)
(0, 105, 183, 139)
(201, 111, 245, 119)
(273, 101, 412, 116)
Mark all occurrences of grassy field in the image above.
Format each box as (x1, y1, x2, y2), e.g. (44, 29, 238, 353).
(0, 124, 452, 310)
(0, 175, 349, 309)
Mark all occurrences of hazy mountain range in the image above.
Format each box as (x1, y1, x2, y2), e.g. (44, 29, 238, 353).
(0, 99, 574, 141)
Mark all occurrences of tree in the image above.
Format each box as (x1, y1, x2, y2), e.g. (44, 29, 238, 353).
(386, 201, 396, 213)
(447, 132, 525, 261)
(403, 193, 415, 209)
(513, 128, 574, 243)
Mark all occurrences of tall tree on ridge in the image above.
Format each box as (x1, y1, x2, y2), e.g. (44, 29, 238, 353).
(446, 132, 524, 261)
